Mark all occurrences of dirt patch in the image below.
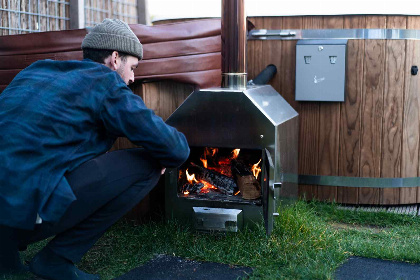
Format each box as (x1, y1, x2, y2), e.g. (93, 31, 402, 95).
(329, 222, 387, 233)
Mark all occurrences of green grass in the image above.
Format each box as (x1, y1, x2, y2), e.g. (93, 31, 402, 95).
(313, 203, 420, 264)
(5, 200, 420, 280)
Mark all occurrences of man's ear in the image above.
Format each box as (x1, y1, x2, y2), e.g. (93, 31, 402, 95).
(104, 51, 121, 71)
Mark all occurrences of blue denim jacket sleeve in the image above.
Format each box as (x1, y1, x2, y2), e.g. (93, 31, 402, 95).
(99, 82, 190, 168)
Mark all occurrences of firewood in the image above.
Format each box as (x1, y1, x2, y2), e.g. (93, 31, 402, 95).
(190, 163, 237, 195)
(231, 160, 253, 176)
(184, 182, 204, 194)
(236, 175, 261, 199)
(231, 160, 261, 199)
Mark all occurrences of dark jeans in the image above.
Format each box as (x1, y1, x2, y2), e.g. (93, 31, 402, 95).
(10, 148, 162, 263)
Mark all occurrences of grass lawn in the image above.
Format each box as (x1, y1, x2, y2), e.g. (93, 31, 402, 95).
(5, 200, 420, 280)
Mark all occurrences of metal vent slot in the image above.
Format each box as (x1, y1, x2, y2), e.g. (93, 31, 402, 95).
(193, 207, 243, 232)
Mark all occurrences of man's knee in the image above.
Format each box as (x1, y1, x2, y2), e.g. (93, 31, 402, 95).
(132, 165, 162, 193)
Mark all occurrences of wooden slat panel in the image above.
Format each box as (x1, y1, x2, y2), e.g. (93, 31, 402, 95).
(8, 1, 19, 35)
(48, 0, 56, 31)
(85, 0, 91, 25)
(1, 0, 7, 35)
(401, 39, 420, 204)
(93, 0, 98, 23)
(59, 2, 64, 30)
(142, 80, 193, 121)
(407, 16, 420, 30)
(380, 16, 406, 204)
(404, 17, 420, 203)
(260, 17, 282, 93)
(359, 16, 386, 204)
(31, 0, 38, 32)
(247, 17, 266, 84)
(279, 17, 302, 111)
(298, 16, 323, 200)
(337, 16, 366, 204)
(387, 16, 408, 29)
(40, 0, 47, 32)
(20, 0, 28, 34)
(317, 16, 343, 202)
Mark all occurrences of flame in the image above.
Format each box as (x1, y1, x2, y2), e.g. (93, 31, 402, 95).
(200, 157, 208, 168)
(234, 190, 240, 196)
(200, 147, 214, 168)
(252, 159, 262, 179)
(199, 180, 218, 193)
(204, 147, 212, 156)
(211, 148, 218, 157)
(218, 158, 230, 165)
(183, 191, 189, 195)
(186, 169, 198, 184)
(232, 149, 240, 159)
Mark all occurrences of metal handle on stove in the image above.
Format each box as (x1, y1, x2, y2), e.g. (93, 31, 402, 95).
(270, 182, 282, 191)
(272, 183, 281, 217)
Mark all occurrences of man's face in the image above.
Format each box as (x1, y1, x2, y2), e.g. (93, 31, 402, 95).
(116, 55, 139, 85)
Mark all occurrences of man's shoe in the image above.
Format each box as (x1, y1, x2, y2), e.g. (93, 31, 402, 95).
(29, 247, 100, 280)
(0, 247, 27, 275)
(0, 226, 27, 275)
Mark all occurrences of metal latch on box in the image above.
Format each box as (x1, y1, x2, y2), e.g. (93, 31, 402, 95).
(193, 207, 243, 232)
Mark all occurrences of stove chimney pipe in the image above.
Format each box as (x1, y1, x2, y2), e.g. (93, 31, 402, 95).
(221, 0, 247, 89)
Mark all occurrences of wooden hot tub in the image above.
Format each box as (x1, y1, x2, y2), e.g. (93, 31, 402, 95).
(246, 15, 420, 205)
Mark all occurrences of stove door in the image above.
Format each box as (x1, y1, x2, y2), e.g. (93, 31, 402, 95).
(263, 148, 283, 236)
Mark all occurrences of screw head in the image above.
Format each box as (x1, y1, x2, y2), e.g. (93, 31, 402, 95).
(318, 46, 324, 51)
(260, 135, 264, 139)
(412, 65, 418, 76)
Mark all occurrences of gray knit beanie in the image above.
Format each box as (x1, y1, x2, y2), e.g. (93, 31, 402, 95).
(82, 19, 143, 60)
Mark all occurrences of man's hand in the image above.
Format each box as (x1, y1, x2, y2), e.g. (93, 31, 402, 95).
(161, 168, 166, 175)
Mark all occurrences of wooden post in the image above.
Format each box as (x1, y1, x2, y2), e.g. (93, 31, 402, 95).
(69, 0, 85, 29)
(137, 0, 148, 25)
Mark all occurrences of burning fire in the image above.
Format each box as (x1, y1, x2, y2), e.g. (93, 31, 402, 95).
(252, 159, 262, 179)
(182, 148, 262, 198)
(200, 157, 208, 168)
(186, 169, 198, 184)
(199, 180, 218, 193)
(232, 149, 240, 159)
(200, 147, 216, 168)
(185, 169, 219, 194)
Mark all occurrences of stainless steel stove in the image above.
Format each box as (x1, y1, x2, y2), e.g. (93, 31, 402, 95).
(164, 0, 298, 235)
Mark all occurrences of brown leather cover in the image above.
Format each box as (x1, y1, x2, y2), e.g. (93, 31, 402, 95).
(0, 19, 222, 93)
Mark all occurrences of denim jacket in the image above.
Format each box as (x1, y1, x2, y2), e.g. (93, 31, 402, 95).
(0, 59, 189, 230)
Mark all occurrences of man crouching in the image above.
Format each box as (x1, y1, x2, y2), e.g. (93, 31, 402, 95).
(0, 19, 189, 279)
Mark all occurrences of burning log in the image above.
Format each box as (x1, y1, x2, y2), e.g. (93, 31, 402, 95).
(231, 159, 252, 176)
(231, 160, 261, 199)
(191, 163, 237, 195)
(183, 182, 204, 194)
